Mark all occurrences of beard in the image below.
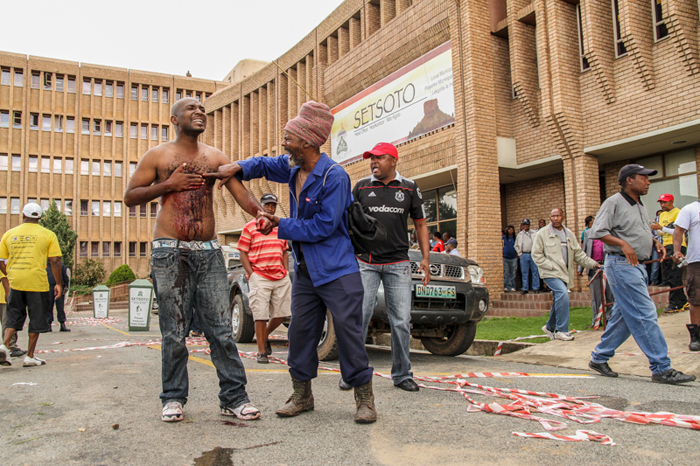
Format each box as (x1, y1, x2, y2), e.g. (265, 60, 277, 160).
(288, 152, 304, 169)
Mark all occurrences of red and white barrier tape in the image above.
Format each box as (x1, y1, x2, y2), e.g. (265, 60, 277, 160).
(513, 430, 616, 446)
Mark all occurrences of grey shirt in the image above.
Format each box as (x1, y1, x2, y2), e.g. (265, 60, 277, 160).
(589, 191, 654, 261)
(554, 227, 568, 267)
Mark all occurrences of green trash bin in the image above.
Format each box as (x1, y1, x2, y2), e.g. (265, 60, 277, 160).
(128, 279, 153, 331)
(92, 285, 111, 319)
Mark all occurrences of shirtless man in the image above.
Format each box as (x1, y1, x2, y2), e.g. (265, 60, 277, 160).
(124, 97, 268, 423)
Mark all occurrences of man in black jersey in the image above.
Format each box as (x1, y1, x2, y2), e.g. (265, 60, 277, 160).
(341, 142, 431, 392)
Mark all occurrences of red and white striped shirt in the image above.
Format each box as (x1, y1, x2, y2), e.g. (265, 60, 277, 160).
(236, 220, 288, 281)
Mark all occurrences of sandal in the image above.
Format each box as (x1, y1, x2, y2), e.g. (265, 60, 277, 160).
(220, 403, 261, 420)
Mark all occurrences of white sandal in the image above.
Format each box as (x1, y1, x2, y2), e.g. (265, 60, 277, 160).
(220, 402, 261, 420)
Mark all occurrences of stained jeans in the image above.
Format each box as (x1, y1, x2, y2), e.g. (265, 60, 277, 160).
(503, 258, 517, 290)
(151, 246, 250, 408)
(358, 260, 413, 384)
(543, 277, 570, 333)
(591, 255, 671, 375)
(519, 253, 540, 291)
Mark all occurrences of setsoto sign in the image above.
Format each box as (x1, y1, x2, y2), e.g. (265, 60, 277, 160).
(330, 41, 455, 165)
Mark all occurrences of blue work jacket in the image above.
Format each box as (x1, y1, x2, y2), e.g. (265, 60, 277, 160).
(237, 153, 358, 286)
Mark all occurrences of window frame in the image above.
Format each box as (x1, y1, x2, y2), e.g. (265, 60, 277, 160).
(611, 0, 628, 58)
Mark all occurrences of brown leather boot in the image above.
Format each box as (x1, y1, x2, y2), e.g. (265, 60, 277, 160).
(276, 376, 314, 417)
(354, 380, 377, 424)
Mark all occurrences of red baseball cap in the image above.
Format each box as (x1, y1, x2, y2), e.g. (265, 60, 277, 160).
(658, 194, 674, 202)
(362, 142, 398, 160)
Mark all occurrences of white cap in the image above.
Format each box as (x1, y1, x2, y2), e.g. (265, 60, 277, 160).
(22, 202, 43, 219)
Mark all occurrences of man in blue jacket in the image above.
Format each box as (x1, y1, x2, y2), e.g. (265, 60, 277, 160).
(207, 101, 376, 424)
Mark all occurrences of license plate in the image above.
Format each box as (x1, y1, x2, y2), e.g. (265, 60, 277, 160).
(415, 285, 456, 299)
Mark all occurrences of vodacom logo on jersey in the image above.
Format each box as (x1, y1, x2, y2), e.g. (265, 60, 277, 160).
(368, 205, 405, 214)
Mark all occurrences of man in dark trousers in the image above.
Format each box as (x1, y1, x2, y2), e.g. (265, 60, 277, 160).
(338, 142, 430, 393)
(206, 101, 376, 423)
(588, 164, 695, 384)
(652, 193, 688, 311)
(46, 260, 70, 332)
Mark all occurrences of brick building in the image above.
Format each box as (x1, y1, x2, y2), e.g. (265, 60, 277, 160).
(0, 52, 226, 277)
(202, 0, 700, 296)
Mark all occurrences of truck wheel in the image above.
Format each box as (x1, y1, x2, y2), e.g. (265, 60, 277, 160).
(420, 322, 477, 356)
(231, 294, 255, 343)
(317, 310, 339, 361)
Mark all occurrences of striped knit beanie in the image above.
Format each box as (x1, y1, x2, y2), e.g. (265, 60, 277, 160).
(284, 101, 334, 148)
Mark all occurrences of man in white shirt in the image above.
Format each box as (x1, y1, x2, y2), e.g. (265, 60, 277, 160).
(515, 219, 540, 294)
(671, 200, 700, 351)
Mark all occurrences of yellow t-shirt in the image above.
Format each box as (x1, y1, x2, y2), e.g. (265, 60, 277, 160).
(0, 269, 6, 304)
(659, 207, 686, 247)
(0, 223, 62, 292)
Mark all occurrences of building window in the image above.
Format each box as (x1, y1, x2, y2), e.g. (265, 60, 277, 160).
(54, 115, 63, 132)
(82, 79, 91, 95)
(81, 159, 89, 175)
(612, 0, 627, 57)
(91, 242, 99, 257)
(0, 154, 7, 170)
(12, 155, 21, 171)
(162, 127, 169, 141)
(104, 160, 112, 176)
(162, 88, 169, 103)
(53, 157, 61, 173)
(103, 200, 111, 216)
(28, 156, 38, 172)
(105, 81, 113, 97)
(129, 242, 136, 257)
(82, 119, 90, 134)
(0, 198, 6, 214)
(41, 157, 50, 173)
(151, 126, 158, 140)
(176, 90, 182, 101)
(1, 68, 9, 85)
(27, 198, 37, 206)
(411, 185, 458, 242)
(186, 91, 192, 98)
(42, 115, 51, 131)
(140, 242, 147, 257)
(55, 74, 64, 92)
(66, 117, 75, 133)
(114, 242, 122, 257)
(105, 121, 112, 136)
(129, 205, 136, 217)
(115, 161, 123, 177)
(80, 200, 88, 216)
(130, 123, 137, 138)
(115, 122, 123, 137)
(13, 111, 22, 129)
(152, 88, 159, 102)
(40, 198, 49, 212)
(65, 199, 73, 216)
(636, 149, 698, 219)
(0, 111, 8, 128)
(54, 199, 61, 212)
(103, 242, 111, 257)
(67, 76, 76, 93)
(141, 87, 148, 101)
(141, 124, 148, 139)
(44, 72, 52, 90)
(151, 202, 158, 218)
(652, 0, 669, 41)
(92, 200, 100, 216)
(30, 113, 39, 130)
(65, 158, 74, 174)
(93, 119, 101, 135)
(94, 80, 102, 96)
(14, 69, 23, 87)
(114, 201, 122, 217)
(129, 162, 137, 177)
(116, 82, 124, 99)
(31, 72, 40, 89)
(140, 204, 147, 218)
(92, 160, 100, 176)
(131, 85, 138, 100)
(80, 241, 88, 257)
(10, 198, 20, 214)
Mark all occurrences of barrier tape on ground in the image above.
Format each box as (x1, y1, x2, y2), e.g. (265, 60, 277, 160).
(512, 430, 616, 446)
(493, 330, 579, 356)
(62, 317, 122, 326)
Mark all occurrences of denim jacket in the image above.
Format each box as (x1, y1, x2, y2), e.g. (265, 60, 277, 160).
(237, 153, 358, 286)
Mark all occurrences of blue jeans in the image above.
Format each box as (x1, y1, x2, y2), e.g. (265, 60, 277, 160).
(649, 248, 660, 285)
(503, 258, 517, 289)
(519, 253, 540, 291)
(151, 246, 250, 408)
(543, 277, 570, 333)
(591, 255, 671, 375)
(358, 260, 413, 384)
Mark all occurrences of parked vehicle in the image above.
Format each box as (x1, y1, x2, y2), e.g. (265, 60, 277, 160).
(227, 250, 489, 359)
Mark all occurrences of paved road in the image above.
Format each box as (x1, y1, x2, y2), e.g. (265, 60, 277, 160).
(1, 308, 698, 466)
